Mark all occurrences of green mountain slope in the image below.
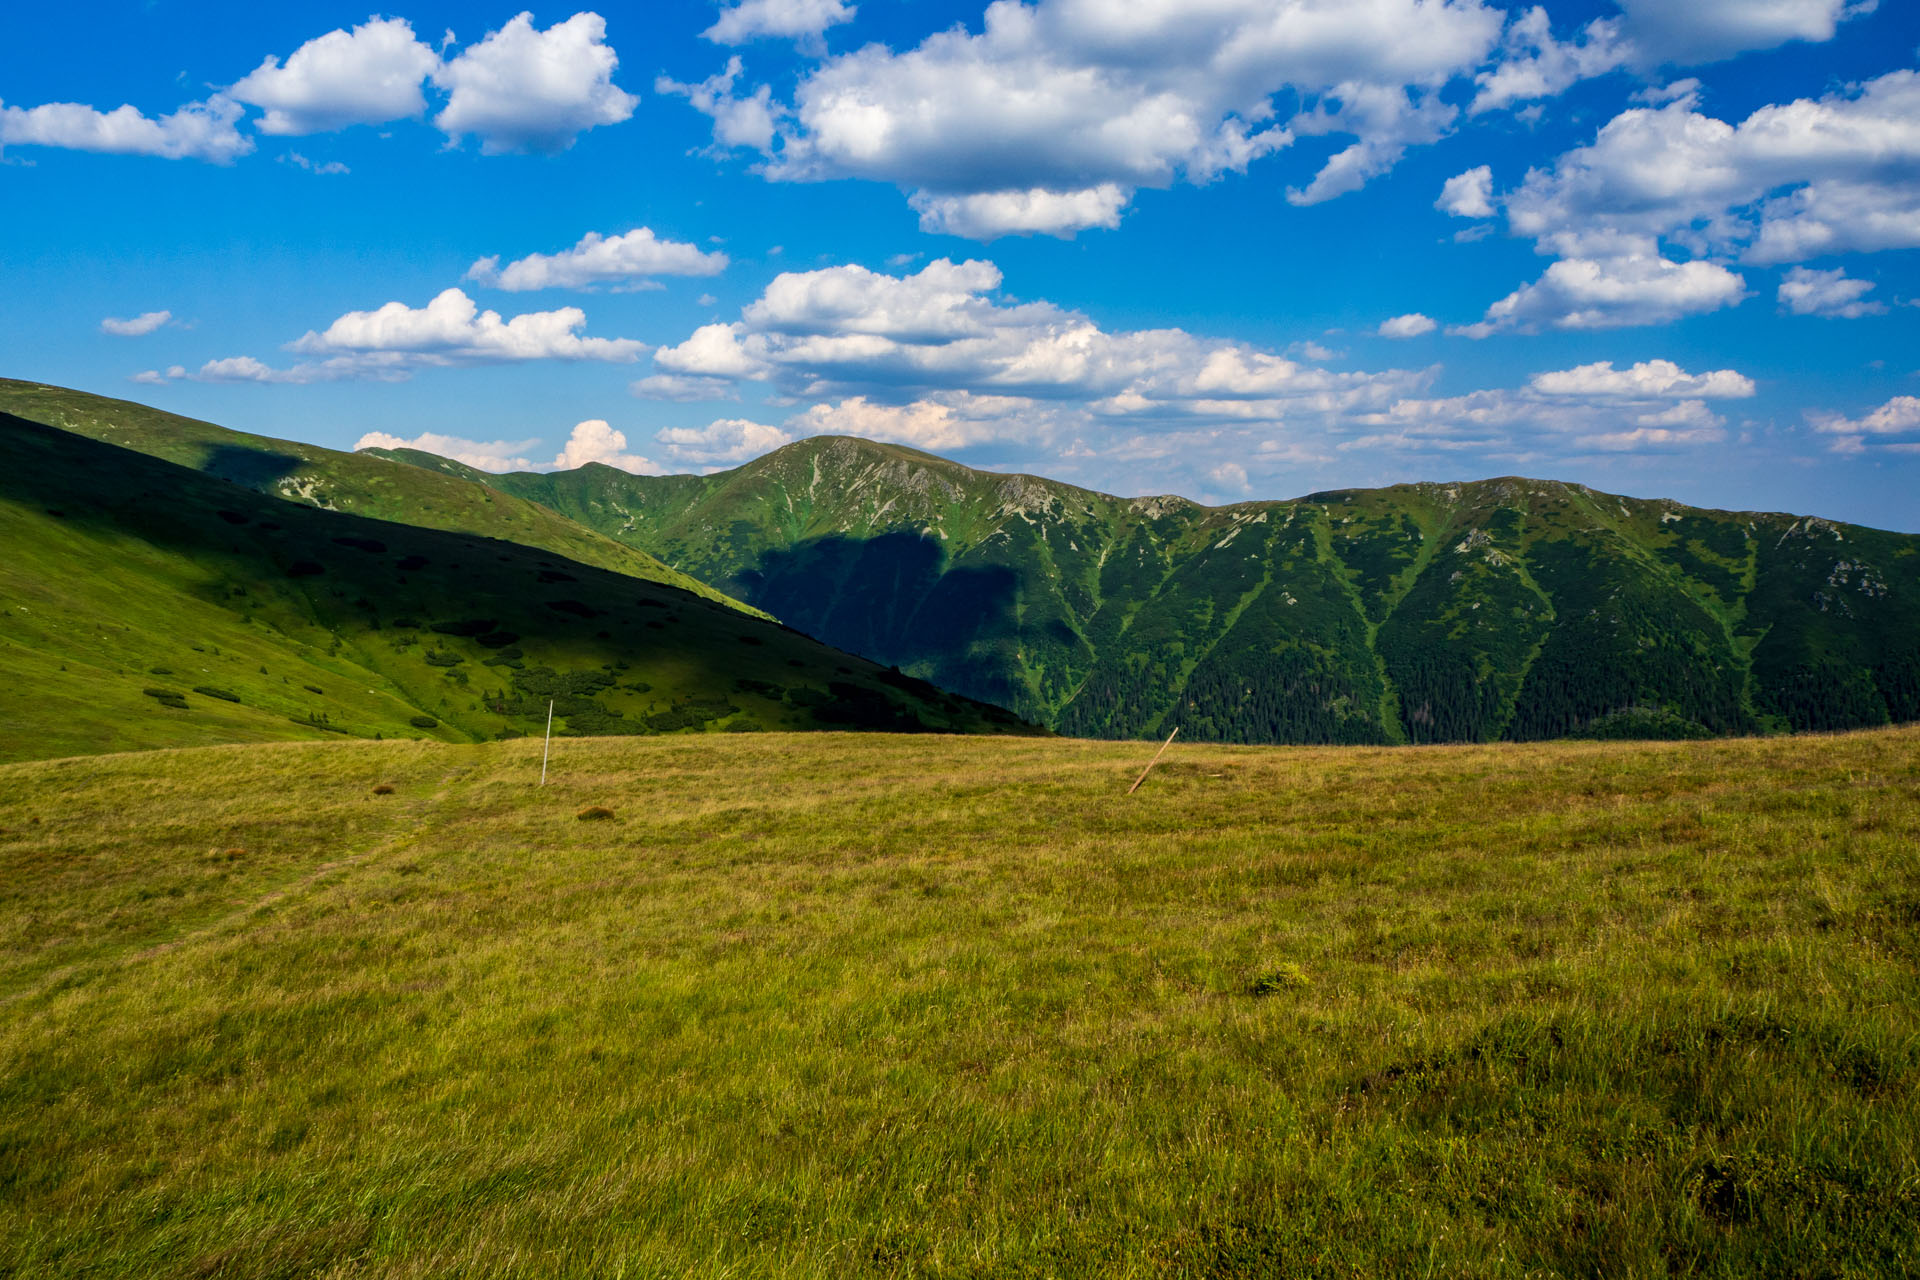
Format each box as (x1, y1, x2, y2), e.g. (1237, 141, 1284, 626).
(0, 414, 1033, 763)
(0, 378, 754, 615)
(370, 436, 1920, 744)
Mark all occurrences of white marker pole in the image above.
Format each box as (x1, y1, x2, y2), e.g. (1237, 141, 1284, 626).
(541, 699, 554, 786)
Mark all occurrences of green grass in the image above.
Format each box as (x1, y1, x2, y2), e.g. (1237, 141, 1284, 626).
(4, 728, 1916, 1277)
(0, 378, 752, 614)
(0, 412, 1029, 762)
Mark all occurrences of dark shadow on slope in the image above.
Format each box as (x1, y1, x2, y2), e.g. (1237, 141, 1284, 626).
(0, 413, 1029, 743)
(196, 444, 306, 490)
(734, 532, 1023, 706)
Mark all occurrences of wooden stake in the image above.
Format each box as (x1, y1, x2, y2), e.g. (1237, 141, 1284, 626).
(540, 699, 554, 786)
(1127, 726, 1179, 795)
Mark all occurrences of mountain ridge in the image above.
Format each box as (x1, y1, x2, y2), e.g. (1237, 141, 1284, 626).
(368, 433, 1920, 745)
(0, 378, 759, 616)
(0, 410, 1034, 763)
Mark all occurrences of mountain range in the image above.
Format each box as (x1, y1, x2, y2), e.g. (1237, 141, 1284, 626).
(371, 434, 1920, 745)
(2, 377, 1914, 758)
(0, 382, 1030, 763)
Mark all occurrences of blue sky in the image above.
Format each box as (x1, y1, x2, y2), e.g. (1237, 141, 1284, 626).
(4, 0, 1918, 530)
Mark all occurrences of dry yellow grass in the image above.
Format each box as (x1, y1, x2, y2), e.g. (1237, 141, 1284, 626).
(2, 728, 1917, 1277)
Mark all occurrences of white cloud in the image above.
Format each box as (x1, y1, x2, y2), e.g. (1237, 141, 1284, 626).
(193, 355, 354, 385)
(433, 11, 637, 154)
(1459, 253, 1748, 335)
(229, 16, 439, 135)
(1777, 265, 1886, 318)
(705, 0, 855, 48)
(655, 417, 795, 464)
(551, 419, 663, 472)
(101, 310, 172, 337)
(1614, 0, 1876, 65)
(172, 289, 647, 384)
(657, 56, 779, 153)
(355, 429, 543, 471)
(283, 151, 350, 175)
(910, 184, 1131, 239)
(1470, 8, 1629, 115)
(356, 420, 663, 473)
(1810, 394, 1920, 452)
(289, 288, 646, 364)
(634, 258, 1427, 465)
(467, 228, 728, 292)
(1207, 460, 1251, 494)
(1529, 359, 1755, 399)
(1462, 69, 1920, 333)
(628, 258, 1774, 478)
(786, 394, 1040, 452)
(630, 373, 742, 401)
(1505, 72, 1920, 265)
(1346, 384, 1728, 454)
(1436, 164, 1495, 218)
(715, 0, 1505, 238)
(1378, 313, 1437, 339)
(0, 95, 250, 163)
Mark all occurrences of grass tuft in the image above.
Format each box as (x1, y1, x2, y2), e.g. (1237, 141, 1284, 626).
(1248, 962, 1311, 994)
(576, 804, 616, 821)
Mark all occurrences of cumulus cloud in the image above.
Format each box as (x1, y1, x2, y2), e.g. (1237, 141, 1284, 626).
(655, 417, 796, 465)
(0, 95, 250, 163)
(1345, 385, 1729, 455)
(1528, 359, 1755, 399)
(1505, 72, 1920, 264)
(1466, 1, 1871, 119)
(1470, 8, 1629, 114)
(1809, 394, 1920, 452)
(656, 56, 779, 152)
(786, 394, 1048, 452)
(1461, 69, 1920, 332)
(161, 289, 647, 384)
(626, 260, 1768, 476)
(909, 184, 1130, 239)
(1436, 165, 1495, 218)
(101, 310, 172, 337)
(433, 11, 637, 153)
(1459, 253, 1749, 335)
(641, 258, 1428, 420)
(356, 420, 663, 473)
(551, 419, 662, 471)
(289, 288, 646, 363)
(632, 256, 1438, 471)
(230, 16, 439, 134)
(683, 0, 1506, 238)
(355, 429, 544, 471)
(1777, 265, 1887, 318)
(1207, 460, 1252, 494)
(467, 227, 728, 292)
(1614, 0, 1876, 66)
(705, 0, 855, 48)
(1378, 313, 1437, 339)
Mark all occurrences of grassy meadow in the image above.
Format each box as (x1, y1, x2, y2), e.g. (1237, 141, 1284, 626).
(2, 728, 1917, 1277)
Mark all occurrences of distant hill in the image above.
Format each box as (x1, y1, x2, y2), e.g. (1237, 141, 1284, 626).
(0, 414, 1034, 763)
(371, 435, 1920, 744)
(0, 378, 754, 615)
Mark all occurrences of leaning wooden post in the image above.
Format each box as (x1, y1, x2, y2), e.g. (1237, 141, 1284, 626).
(540, 699, 555, 786)
(1127, 726, 1179, 795)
